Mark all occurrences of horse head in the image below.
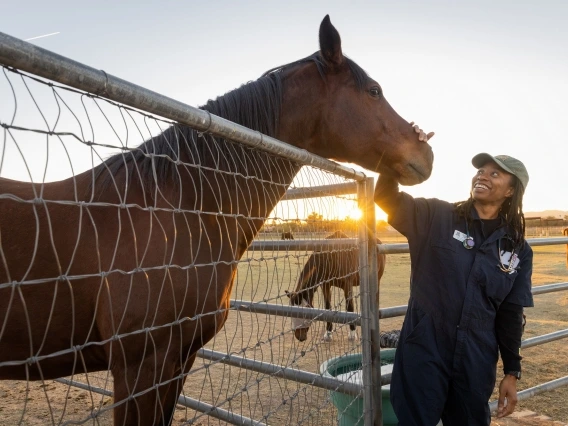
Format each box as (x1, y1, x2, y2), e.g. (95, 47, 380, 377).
(285, 289, 313, 342)
(276, 15, 434, 185)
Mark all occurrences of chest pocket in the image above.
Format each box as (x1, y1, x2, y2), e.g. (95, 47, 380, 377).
(480, 261, 517, 306)
(429, 238, 460, 276)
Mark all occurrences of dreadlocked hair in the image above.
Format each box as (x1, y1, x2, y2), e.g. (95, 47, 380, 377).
(453, 176, 526, 247)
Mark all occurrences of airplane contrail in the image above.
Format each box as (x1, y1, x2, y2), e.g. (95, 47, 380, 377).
(25, 32, 60, 41)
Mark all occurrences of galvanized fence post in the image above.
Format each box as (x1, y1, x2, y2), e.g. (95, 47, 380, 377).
(358, 177, 382, 426)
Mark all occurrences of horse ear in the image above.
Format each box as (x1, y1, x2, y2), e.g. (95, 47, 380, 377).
(319, 15, 344, 67)
(285, 290, 291, 298)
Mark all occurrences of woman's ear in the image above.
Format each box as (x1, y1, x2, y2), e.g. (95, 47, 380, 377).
(506, 187, 515, 198)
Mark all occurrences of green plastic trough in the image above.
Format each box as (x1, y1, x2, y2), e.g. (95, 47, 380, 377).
(320, 349, 398, 426)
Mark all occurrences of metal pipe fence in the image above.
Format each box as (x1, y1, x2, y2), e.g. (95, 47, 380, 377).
(0, 31, 381, 426)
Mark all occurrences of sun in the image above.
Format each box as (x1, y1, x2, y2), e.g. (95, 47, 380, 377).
(350, 207, 363, 220)
(342, 206, 363, 220)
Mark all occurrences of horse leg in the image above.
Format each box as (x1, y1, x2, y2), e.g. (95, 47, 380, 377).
(321, 284, 333, 342)
(112, 350, 188, 426)
(158, 352, 197, 426)
(344, 282, 358, 341)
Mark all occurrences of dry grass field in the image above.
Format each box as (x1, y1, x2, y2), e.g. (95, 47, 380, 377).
(0, 236, 566, 425)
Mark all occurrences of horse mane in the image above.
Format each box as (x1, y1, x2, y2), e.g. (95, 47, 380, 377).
(92, 52, 369, 195)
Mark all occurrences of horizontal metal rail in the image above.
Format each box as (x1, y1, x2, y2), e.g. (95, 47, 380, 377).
(0, 32, 365, 182)
(197, 348, 368, 395)
(526, 237, 568, 246)
(55, 378, 112, 397)
(378, 305, 408, 319)
(250, 239, 358, 252)
(282, 182, 358, 200)
(249, 237, 568, 254)
(248, 239, 401, 253)
(231, 300, 360, 325)
(522, 328, 568, 349)
(376, 243, 411, 255)
(177, 395, 267, 426)
(489, 375, 568, 413)
(230, 300, 407, 321)
(230, 281, 566, 324)
(531, 282, 568, 295)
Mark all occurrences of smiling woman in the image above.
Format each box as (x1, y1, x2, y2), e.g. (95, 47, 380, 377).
(374, 149, 533, 425)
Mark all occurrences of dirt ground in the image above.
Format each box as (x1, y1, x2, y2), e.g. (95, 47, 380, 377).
(0, 237, 566, 426)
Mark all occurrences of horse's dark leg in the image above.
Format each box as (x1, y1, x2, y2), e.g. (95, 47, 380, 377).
(321, 284, 333, 341)
(344, 281, 358, 341)
(112, 347, 182, 426)
(158, 352, 197, 426)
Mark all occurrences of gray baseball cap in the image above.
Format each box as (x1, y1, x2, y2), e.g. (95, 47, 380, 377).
(472, 153, 529, 190)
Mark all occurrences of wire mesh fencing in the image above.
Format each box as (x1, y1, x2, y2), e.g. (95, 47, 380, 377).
(0, 58, 379, 426)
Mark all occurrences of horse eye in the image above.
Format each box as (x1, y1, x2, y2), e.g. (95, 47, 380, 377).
(369, 86, 382, 97)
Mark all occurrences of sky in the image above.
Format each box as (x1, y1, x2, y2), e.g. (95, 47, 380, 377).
(1, 0, 567, 220)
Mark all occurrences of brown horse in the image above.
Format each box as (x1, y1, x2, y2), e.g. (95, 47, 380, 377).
(281, 231, 295, 240)
(286, 231, 386, 342)
(0, 16, 433, 426)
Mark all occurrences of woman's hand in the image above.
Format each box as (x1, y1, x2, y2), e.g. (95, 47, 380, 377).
(410, 121, 435, 142)
(497, 375, 519, 418)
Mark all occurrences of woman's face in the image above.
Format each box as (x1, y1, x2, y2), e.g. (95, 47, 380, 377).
(471, 161, 514, 206)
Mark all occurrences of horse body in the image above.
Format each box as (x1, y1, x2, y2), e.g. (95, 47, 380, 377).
(0, 151, 273, 424)
(0, 16, 433, 425)
(287, 231, 386, 342)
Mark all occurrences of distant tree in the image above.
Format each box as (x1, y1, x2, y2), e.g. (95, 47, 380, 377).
(342, 217, 358, 234)
(307, 211, 323, 222)
(306, 211, 324, 232)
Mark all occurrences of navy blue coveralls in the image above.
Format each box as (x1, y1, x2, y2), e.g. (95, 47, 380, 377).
(376, 181, 533, 426)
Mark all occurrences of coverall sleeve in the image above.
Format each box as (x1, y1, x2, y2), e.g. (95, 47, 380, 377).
(374, 174, 436, 240)
(495, 302, 523, 372)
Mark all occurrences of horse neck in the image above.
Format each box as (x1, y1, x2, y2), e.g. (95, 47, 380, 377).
(173, 128, 301, 211)
(173, 75, 304, 234)
(87, 71, 305, 253)
(294, 256, 319, 304)
(294, 285, 316, 307)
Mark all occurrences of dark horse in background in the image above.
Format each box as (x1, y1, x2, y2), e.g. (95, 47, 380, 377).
(0, 16, 433, 426)
(286, 231, 386, 342)
(281, 231, 294, 240)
